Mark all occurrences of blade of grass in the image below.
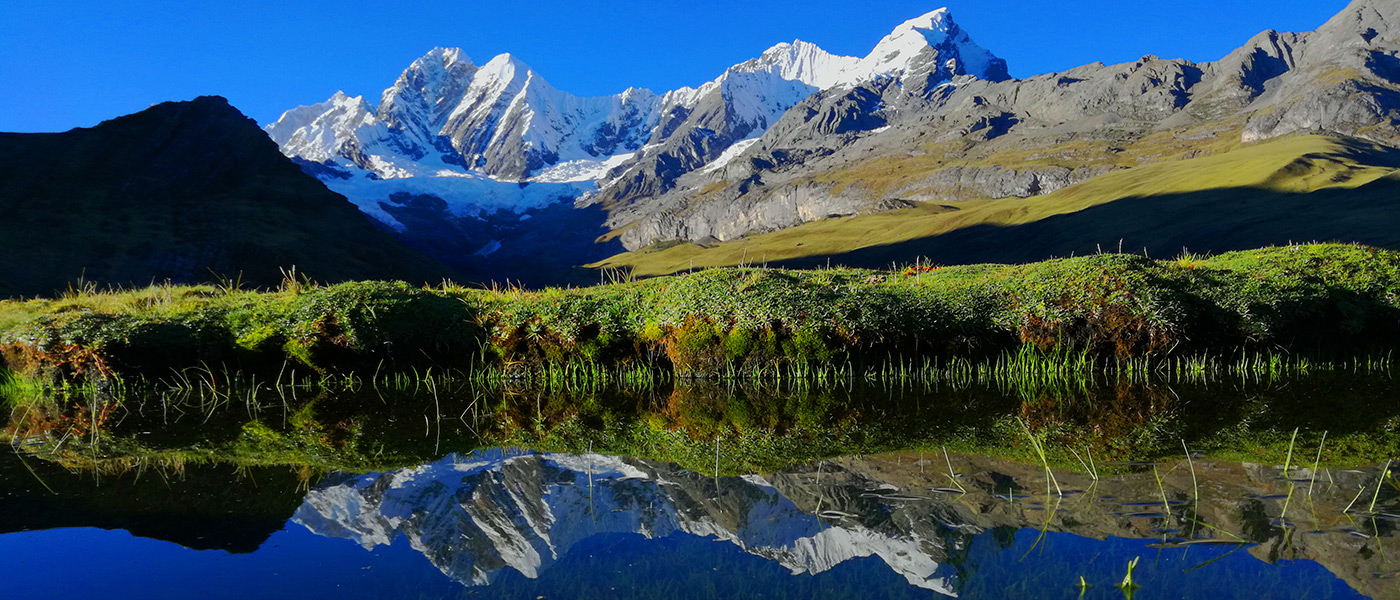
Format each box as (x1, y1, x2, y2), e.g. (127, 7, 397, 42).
(1181, 439, 1198, 503)
(1369, 460, 1394, 514)
(943, 447, 966, 493)
(1308, 431, 1328, 497)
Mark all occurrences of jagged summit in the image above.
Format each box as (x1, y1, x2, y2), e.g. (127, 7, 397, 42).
(265, 90, 379, 165)
(266, 6, 1009, 184)
(376, 47, 479, 161)
(427, 46, 471, 66)
(850, 8, 1009, 83)
(902, 7, 954, 29)
(742, 40, 861, 89)
(477, 51, 532, 77)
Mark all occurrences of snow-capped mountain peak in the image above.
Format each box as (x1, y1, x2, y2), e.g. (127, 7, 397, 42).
(381, 47, 479, 112)
(617, 86, 658, 103)
(475, 52, 534, 84)
(875, 8, 960, 62)
(896, 8, 956, 37)
(430, 46, 471, 67)
(847, 7, 1008, 84)
(376, 47, 480, 161)
(741, 40, 862, 89)
(265, 91, 381, 164)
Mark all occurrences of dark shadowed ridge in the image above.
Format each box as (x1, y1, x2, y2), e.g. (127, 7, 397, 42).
(0, 96, 458, 298)
(0, 451, 305, 553)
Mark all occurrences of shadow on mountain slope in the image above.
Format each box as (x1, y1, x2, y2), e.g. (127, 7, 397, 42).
(764, 177, 1400, 270)
(0, 97, 456, 299)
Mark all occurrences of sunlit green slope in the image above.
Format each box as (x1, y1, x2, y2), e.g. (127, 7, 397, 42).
(593, 134, 1400, 276)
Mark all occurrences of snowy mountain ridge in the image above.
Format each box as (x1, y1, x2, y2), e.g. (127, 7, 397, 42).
(261, 8, 1006, 281)
(852, 8, 1006, 83)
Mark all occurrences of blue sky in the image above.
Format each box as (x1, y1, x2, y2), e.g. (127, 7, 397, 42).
(1, 0, 1347, 132)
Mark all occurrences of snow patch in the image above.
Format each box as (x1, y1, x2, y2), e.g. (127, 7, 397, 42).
(543, 454, 650, 480)
(474, 240, 503, 257)
(529, 152, 636, 183)
(322, 168, 592, 231)
(701, 137, 762, 173)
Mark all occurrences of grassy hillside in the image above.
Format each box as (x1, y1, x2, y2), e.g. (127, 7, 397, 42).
(2, 244, 1397, 382)
(595, 134, 1400, 276)
(0, 96, 455, 298)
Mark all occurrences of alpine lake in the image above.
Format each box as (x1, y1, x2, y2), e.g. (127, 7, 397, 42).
(3, 363, 1398, 599)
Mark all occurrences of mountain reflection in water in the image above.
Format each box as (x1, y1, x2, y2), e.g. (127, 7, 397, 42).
(0, 445, 1392, 598)
(288, 449, 1390, 599)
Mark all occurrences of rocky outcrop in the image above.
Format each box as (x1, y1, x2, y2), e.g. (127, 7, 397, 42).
(589, 9, 1010, 210)
(615, 182, 884, 250)
(917, 164, 1115, 200)
(1238, 1, 1400, 142)
(613, 161, 1112, 250)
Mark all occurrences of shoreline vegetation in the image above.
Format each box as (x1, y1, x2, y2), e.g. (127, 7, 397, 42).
(4, 242, 1400, 472)
(1, 243, 1398, 388)
(2, 242, 1399, 473)
(4, 369, 1398, 478)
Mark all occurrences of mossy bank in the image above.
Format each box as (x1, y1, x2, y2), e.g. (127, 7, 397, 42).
(2, 243, 1399, 385)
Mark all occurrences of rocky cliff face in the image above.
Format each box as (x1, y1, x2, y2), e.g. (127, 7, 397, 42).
(605, 0, 1400, 250)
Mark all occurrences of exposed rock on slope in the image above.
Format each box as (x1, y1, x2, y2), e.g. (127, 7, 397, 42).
(594, 135, 1400, 277)
(589, 9, 1009, 212)
(606, 0, 1400, 250)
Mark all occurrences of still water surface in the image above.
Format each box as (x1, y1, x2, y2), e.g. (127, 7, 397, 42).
(3, 370, 1399, 598)
(2, 445, 1394, 599)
